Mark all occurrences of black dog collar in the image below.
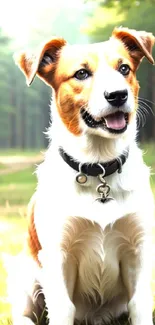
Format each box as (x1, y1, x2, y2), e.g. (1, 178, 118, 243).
(59, 147, 129, 178)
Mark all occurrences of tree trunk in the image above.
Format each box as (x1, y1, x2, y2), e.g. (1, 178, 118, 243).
(9, 85, 17, 148)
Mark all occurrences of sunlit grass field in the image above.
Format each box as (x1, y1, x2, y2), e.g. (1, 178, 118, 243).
(0, 150, 41, 322)
(0, 145, 155, 324)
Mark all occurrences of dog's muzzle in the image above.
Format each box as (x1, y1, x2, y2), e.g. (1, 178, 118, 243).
(81, 109, 129, 134)
(81, 89, 129, 134)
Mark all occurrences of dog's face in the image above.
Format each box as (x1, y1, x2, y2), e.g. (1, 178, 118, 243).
(15, 27, 154, 139)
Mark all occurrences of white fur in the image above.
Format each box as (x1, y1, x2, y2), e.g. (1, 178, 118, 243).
(12, 42, 154, 325)
(31, 97, 154, 325)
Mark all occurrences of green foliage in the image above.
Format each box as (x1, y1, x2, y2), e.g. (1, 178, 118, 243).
(0, 167, 36, 185)
(87, 0, 155, 10)
(87, 1, 155, 42)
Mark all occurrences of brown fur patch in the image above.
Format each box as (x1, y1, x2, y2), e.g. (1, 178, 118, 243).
(112, 27, 155, 64)
(27, 194, 42, 266)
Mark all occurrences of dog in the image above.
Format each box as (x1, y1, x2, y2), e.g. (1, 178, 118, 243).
(12, 27, 155, 325)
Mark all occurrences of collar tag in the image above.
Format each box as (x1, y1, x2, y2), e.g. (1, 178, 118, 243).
(95, 165, 112, 203)
(96, 175, 111, 203)
(76, 163, 88, 184)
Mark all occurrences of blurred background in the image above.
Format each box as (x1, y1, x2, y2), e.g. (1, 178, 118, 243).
(0, 0, 155, 322)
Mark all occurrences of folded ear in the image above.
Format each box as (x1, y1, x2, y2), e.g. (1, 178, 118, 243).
(14, 37, 66, 86)
(112, 27, 155, 65)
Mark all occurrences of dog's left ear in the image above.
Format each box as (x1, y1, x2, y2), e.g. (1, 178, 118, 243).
(112, 27, 155, 65)
(14, 37, 66, 86)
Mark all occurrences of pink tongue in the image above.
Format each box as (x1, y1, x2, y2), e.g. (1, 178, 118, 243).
(104, 112, 126, 130)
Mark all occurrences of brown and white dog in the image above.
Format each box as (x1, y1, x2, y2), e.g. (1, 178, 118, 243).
(13, 27, 155, 325)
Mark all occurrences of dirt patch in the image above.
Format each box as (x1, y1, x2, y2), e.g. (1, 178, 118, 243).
(0, 155, 43, 175)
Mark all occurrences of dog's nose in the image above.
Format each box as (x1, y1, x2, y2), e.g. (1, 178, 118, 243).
(104, 90, 128, 107)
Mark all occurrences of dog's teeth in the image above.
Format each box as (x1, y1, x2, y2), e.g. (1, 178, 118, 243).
(81, 109, 104, 129)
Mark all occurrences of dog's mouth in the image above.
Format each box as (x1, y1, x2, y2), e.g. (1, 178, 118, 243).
(81, 109, 129, 133)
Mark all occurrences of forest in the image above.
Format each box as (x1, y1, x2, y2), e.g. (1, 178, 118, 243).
(0, 0, 155, 149)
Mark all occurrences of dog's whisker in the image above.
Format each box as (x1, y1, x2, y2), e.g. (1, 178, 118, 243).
(137, 101, 153, 121)
(136, 96, 155, 117)
(136, 95, 155, 106)
(136, 110, 142, 128)
(138, 100, 155, 116)
(138, 104, 148, 118)
(138, 107, 147, 127)
(136, 107, 146, 128)
(138, 103, 150, 115)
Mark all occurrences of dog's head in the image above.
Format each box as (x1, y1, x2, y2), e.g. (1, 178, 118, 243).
(15, 27, 154, 139)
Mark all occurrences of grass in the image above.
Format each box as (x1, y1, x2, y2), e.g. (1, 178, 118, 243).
(0, 166, 36, 184)
(0, 216, 27, 320)
(0, 163, 6, 170)
(0, 151, 39, 321)
(141, 143, 155, 194)
(0, 145, 154, 324)
(0, 149, 44, 157)
(142, 143, 155, 169)
(0, 168, 37, 206)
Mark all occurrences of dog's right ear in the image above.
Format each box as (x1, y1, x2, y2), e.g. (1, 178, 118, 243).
(14, 37, 66, 86)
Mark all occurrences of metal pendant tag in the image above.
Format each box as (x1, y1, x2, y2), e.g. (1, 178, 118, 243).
(76, 163, 88, 185)
(96, 164, 112, 203)
(76, 172, 87, 184)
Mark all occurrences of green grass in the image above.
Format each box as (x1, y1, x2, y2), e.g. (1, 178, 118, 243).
(0, 183, 36, 206)
(0, 166, 36, 184)
(0, 163, 6, 169)
(142, 143, 155, 166)
(0, 216, 27, 320)
(0, 149, 43, 157)
(141, 143, 155, 193)
(0, 167, 37, 205)
(0, 145, 154, 324)
(0, 152, 39, 320)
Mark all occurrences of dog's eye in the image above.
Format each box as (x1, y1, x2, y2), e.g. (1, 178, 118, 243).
(118, 64, 130, 76)
(74, 69, 91, 80)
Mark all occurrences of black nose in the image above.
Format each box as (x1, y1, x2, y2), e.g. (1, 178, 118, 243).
(104, 90, 128, 107)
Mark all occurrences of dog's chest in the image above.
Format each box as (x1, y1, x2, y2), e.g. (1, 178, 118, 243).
(62, 215, 138, 302)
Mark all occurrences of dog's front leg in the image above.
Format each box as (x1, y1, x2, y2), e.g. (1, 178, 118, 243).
(121, 243, 153, 325)
(38, 248, 76, 325)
